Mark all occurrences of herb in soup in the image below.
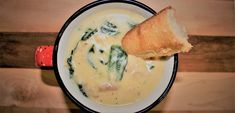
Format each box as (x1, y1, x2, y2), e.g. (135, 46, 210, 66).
(81, 28, 98, 41)
(67, 42, 80, 77)
(127, 22, 137, 28)
(100, 60, 108, 65)
(87, 44, 97, 69)
(99, 49, 104, 53)
(67, 56, 74, 77)
(78, 84, 88, 97)
(100, 21, 119, 36)
(108, 45, 128, 81)
(146, 61, 155, 72)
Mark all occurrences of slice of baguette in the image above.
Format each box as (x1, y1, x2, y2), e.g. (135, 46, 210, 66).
(121, 6, 192, 59)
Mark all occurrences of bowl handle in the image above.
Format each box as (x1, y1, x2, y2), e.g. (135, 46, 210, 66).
(35, 46, 54, 67)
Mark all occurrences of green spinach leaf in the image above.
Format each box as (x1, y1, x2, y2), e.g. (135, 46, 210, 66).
(108, 45, 128, 81)
(100, 21, 119, 36)
(81, 28, 97, 41)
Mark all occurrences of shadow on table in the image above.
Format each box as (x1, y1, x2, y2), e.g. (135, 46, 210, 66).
(40, 68, 59, 86)
(40, 69, 87, 113)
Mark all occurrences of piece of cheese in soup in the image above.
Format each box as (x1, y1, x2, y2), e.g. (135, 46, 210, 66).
(66, 9, 165, 105)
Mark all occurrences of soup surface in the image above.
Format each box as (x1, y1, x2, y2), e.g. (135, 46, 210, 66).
(66, 9, 165, 105)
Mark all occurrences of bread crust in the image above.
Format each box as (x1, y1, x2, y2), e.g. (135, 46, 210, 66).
(122, 6, 192, 58)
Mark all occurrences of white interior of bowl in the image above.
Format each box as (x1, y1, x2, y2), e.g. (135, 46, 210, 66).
(56, 2, 175, 113)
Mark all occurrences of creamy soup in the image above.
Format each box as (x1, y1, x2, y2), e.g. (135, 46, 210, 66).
(65, 9, 165, 105)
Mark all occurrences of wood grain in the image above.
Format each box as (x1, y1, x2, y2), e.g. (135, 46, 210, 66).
(0, 32, 235, 72)
(0, 68, 234, 111)
(0, 0, 234, 36)
(0, 0, 234, 113)
(179, 35, 235, 72)
(0, 32, 56, 68)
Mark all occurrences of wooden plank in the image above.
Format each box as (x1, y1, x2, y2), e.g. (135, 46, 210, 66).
(153, 72, 235, 111)
(178, 35, 235, 72)
(0, 32, 235, 72)
(0, 68, 70, 109)
(0, 68, 234, 111)
(0, 0, 234, 36)
(0, 32, 56, 68)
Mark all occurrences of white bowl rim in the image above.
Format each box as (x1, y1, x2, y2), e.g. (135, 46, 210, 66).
(53, 0, 178, 113)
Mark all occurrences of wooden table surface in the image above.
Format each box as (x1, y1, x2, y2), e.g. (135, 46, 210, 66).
(0, 0, 235, 113)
